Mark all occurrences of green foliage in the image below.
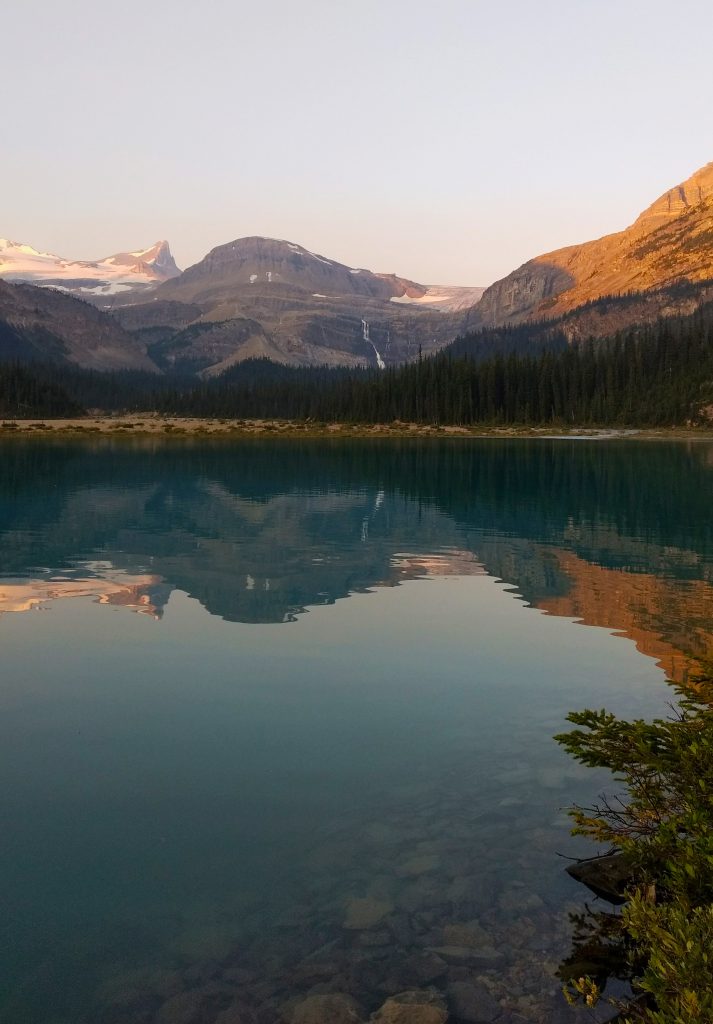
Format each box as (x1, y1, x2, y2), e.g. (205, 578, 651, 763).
(556, 677, 713, 1022)
(623, 897, 713, 1023)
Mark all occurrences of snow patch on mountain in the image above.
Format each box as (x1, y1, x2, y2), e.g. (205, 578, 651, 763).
(283, 240, 333, 266)
(390, 284, 486, 313)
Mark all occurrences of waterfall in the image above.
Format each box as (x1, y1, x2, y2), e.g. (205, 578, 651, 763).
(361, 318, 385, 369)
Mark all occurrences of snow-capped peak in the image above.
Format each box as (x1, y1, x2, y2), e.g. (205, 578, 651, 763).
(97, 240, 179, 278)
(0, 238, 59, 260)
(0, 236, 181, 298)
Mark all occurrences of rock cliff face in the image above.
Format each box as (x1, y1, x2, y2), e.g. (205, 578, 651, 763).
(475, 161, 713, 325)
(633, 162, 713, 234)
(471, 262, 574, 325)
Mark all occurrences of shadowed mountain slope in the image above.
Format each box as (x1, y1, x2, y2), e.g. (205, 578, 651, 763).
(0, 280, 159, 372)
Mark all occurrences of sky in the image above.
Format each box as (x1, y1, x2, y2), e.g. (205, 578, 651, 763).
(4, 0, 713, 286)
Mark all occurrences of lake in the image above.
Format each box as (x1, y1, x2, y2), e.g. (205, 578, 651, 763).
(0, 437, 711, 1024)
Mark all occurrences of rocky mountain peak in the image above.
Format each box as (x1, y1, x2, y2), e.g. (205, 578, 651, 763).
(164, 236, 404, 303)
(632, 161, 713, 235)
(97, 240, 180, 282)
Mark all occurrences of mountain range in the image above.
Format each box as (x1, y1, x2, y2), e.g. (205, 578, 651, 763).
(2, 160, 713, 374)
(114, 237, 486, 374)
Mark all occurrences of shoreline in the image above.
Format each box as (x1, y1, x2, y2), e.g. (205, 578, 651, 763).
(1, 416, 713, 440)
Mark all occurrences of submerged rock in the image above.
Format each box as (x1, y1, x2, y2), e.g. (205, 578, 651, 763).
(377, 951, 449, 994)
(97, 965, 183, 1012)
(399, 951, 448, 986)
(214, 1001, 258, 1024)
(357, 928, 392, 948)
(442, 922, 491, 949)
(498, 887, 545, 914)
(384, 913, 416, 946)
(156, 990, 206, 1024)
(426, 945, 504, 968)
(220, 967, 258, 986)
(370, 988, 448, 1024)
(344, 897, 394, 930)
(283, 993, 365, 1024)
(447, 981, 501, 1023)
(395, 854, 441, 878)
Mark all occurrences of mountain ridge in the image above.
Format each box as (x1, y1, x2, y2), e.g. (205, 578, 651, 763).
(475, 161, 713, 325)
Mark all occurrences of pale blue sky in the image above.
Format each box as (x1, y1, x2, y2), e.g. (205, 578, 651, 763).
(4, 0, 712, 284)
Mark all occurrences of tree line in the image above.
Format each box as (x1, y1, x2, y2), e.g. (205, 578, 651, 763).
(2, 300, 713, 425)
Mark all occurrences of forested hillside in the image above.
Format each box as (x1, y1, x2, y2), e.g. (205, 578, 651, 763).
(2, 302, 712, 426)
(0, 364, 84, 418)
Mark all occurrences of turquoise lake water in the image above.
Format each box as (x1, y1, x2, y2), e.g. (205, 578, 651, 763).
(0, 438, 711, 1024)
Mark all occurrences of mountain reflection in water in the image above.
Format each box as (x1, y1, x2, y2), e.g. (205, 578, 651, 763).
(1, 437, 711, 678)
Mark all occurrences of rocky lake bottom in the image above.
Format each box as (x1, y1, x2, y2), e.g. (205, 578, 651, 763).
(89, 762, 606, 1024)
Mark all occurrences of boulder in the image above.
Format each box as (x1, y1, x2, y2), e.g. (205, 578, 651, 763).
(442, 922, 491, 949)
(157, 990, 206, 1024)
(497, 887, 545, 914)
(447, 981, 501, 1023)
(284, 993, 365, 1024)
(344, 897, 394, 930)
(371, 988, 448, 1024)
(395, 855, 441, 878)
(400, 952, 448, 986)
(214, 1002, 258, 1024)
(377, 951, 448, 994)
(566, 853, 633, 904)
(221, 967, 257, 986)
(426, 945, 504, 968)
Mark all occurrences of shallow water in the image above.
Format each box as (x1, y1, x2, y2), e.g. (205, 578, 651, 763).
(0, 438, 711, 1024)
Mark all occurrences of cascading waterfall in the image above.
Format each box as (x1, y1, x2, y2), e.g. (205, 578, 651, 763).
(361, 318, 385, 369)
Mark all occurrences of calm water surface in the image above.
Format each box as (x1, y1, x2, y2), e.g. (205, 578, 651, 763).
(0, 438, 711, 1024)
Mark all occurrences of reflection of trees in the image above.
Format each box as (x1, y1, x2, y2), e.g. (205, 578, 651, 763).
(557, 905, 633, 1001)
(0, 439, 710, 647)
